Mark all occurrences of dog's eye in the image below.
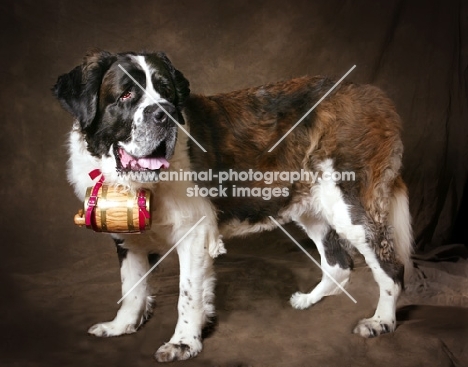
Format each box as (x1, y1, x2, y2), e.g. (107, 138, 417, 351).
(120, 90, 133, 101)
(154, 80, 173, 99)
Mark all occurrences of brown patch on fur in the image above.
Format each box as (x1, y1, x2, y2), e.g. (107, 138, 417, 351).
(187, 76, 332, 174)
(311, 83, 404, 237)
(186, 77, 338, 223)
(186, 76, 405, 230)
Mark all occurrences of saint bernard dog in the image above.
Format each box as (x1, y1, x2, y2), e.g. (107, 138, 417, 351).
(53, 49, 413, 362)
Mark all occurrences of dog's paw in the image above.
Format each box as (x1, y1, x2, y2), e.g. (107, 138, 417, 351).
(290, 292, 315, 310)
(88, 321, 137, 337)
(154, 341, 202, 363)
(353, 317, 395, 338)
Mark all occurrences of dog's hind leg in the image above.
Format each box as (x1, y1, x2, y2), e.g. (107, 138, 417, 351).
(291, 215, 353, 309)
(324, 198, 403, 337)
(316, 169, 410, 337)
(87, 236, 153, 337)
(350, 231, 403, 337)
(299, 158, 412, 337)
(351, 177, 412, 337)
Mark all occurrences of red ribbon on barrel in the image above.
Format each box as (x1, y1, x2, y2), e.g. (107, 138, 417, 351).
(137, 190, 150, 232)
(85, 169, 105, 231)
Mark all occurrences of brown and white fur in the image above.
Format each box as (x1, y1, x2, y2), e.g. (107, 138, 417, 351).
(54, 50, 412, 362)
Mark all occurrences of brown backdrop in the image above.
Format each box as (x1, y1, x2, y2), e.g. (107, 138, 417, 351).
(1, 1, 467, 366)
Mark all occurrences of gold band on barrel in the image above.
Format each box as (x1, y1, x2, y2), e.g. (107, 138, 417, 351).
(100, 185, 108, 231)
(127, 194, 134, 232)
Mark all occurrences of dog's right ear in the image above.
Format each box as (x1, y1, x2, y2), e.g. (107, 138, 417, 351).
(53, 49, 116, 129)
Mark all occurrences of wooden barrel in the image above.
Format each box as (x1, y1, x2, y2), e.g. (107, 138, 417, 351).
(81, 185, 151, 233)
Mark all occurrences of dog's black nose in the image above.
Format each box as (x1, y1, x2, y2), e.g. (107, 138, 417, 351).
(144, 104, 175, 124)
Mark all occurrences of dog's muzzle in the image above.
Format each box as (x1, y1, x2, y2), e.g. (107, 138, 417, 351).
(144, 103, 176, 126)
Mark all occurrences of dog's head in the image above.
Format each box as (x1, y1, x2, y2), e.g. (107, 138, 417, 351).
(53, 49, 190, 172)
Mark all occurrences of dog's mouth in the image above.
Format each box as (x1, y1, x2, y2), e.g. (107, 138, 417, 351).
(115, 143, 170, 172)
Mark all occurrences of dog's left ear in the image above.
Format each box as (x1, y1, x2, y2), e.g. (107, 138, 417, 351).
(156, 52, 190, 124)
(53, 49, 117, 129)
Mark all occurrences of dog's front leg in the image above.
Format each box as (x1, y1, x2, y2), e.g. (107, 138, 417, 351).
(155, 227, 216, 362)
(88, 236, 153, 337)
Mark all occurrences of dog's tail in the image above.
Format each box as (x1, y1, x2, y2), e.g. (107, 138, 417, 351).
(389, 176, 414, 283)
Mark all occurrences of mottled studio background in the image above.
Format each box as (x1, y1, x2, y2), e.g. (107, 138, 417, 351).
(1, 1, 467, 366)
